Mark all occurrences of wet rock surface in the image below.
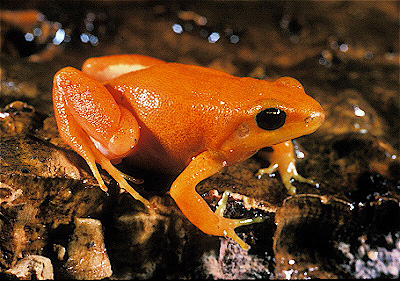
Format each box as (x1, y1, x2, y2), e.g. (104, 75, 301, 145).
(5, 255, 54, 280)
(64, 218, 112, 280)
(273, 194, 400, 279)
(1, 1, 399, 279)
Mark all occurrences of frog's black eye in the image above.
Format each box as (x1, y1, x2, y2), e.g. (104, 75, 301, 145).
(256, 108, 286, 130)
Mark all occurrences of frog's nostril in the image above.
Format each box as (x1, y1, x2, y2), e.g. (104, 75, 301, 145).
(304, 111, 325, 126)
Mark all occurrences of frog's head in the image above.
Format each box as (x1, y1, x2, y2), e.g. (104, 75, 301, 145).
(219, 77, 325, 163)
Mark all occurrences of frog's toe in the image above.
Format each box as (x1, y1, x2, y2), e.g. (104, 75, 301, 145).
(214, 190, 231, 217)
(215, 190, 264, 225)
(119, 170, 144, 185)
(292, 174, 316, 186)
(223, 225, 249, 249)
(286, 184, 297, 196)
(218, 216, 264, 249)
(255, 164, 278, 179)
(282, 174, 318, 195)
(214, 190, 264, 249)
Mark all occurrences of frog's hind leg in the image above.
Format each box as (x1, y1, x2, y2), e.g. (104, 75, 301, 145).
(82, 54, 166, 82)
(53, 67, 149, 206)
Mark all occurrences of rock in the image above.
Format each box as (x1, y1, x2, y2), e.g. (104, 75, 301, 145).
(64, 218, 112, 280)
(5, 255, 54, 280)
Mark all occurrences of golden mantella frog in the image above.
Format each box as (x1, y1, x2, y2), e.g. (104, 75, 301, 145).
(53, 54, 324, 249)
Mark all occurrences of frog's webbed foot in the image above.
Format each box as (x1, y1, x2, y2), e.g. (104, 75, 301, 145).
(214, 190, 264, 248)
(98, 158, 150, 206)
(257, 164, 316, 195)
(256, 141, 318, 195)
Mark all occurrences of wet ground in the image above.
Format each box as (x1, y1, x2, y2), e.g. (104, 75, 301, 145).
(1, 1, 399, 279)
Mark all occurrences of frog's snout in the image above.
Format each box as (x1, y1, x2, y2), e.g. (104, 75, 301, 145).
(304, 110, 325, 130)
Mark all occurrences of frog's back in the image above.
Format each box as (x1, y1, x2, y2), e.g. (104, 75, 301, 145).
(109, 63, 272, 120)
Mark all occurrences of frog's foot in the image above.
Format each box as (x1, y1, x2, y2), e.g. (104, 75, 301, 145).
(214, 190, 264, 249)
(256, 141, 318, 195)
(95, 153, 150, 206)
(117, 171, 155, 209)
(257, 164, 316, 195)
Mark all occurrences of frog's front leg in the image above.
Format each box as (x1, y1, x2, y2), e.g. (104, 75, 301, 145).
(53, 67, 149, 206)
(256, 140, 316, 195)
(170, 151, 260, 249)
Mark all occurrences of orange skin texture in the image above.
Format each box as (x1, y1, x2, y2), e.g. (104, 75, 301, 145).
(53, 54, 325, 248)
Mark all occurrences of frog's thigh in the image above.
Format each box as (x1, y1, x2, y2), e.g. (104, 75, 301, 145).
(169, 151, 249, 248)
(54, 67, 139, 157)
(53, 84, 107, 192)
(53, 67, 149, 205)
(82, 54, 166, 82)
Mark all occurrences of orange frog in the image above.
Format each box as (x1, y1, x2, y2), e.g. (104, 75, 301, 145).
(53, 54, 324, 249)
